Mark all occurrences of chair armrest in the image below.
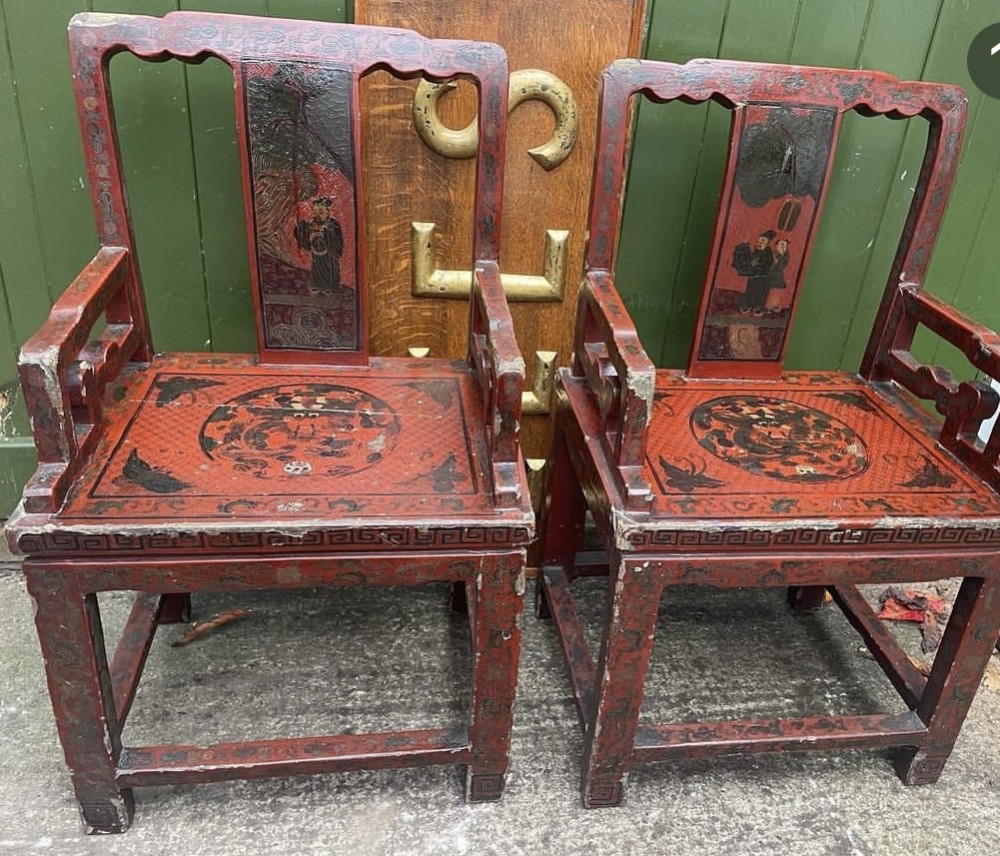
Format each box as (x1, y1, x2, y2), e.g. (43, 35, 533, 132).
(19, 247, 146, 512)
(468, 261, 526, 508)
(870, 284, 1000, 490)
(572, 271, 656, 471)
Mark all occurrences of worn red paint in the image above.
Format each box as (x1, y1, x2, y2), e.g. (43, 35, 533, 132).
(540, 58, 1000, 808)
(6, 11, 531, 834)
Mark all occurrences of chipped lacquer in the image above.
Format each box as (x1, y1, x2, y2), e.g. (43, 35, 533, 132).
(538, 58, 1000, 807)
(5, 11, 533, 833)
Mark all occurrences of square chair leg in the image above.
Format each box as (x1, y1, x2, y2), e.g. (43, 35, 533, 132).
(537, 411, 588, 621)
(26, 567, 134, 833)
(894, 575, 1000, 784)
(466, 552, 525, 800)
(581, 558, 663, 808)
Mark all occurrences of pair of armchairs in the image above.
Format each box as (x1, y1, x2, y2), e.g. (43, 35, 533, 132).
(7, 11, 1000, 833)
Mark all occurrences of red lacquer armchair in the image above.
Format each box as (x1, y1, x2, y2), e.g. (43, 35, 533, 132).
(5, 12, 533, 833)
(538, 58, 1000, 807)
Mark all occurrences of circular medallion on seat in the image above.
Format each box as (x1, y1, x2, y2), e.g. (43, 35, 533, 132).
(690, 395, 868, 482)
(199, 383, 401, 480)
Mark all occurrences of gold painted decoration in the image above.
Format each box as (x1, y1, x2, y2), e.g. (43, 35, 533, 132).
(411, 222, 568, 301)
(525, 457, 548, 514)
(522, 350, 558, 415)
(412, 69, 579, 170)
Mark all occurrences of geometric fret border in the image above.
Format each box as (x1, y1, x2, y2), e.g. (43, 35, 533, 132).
(626, 525, 1000, 550)
(17, 525, 533, 555)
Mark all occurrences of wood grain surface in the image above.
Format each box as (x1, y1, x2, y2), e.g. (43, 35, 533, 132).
(355, 0, 648, 457)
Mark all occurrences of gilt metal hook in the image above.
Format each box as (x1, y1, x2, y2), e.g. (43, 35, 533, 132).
(412, 69, 579, 170)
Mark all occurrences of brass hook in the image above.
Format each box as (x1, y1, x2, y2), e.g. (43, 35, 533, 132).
(412, 70, 579, 170)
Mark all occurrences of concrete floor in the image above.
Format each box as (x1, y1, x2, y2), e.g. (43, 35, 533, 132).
(1, 563, 999, 856)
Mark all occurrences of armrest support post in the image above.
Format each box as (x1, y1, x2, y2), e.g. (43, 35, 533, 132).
(468, 261, 526, 508)
(571, 271, 655, 509)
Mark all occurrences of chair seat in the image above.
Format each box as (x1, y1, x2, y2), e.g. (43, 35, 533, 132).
(9, 352, 532, 556)
(563, 370, 1000, 552)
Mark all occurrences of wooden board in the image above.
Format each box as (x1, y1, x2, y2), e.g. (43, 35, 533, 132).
(355, 0, 648, 457)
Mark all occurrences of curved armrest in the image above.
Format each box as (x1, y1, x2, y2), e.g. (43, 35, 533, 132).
(468, 261, 526, 508)
(572, 271, 655, 470)
(19, 246, 146, 512)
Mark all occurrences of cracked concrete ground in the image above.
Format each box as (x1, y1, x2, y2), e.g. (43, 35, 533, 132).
(1, 563, 998, 856)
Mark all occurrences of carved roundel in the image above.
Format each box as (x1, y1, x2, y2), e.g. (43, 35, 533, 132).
(199, 383, 401, 480)
(690, 395, 868, 482)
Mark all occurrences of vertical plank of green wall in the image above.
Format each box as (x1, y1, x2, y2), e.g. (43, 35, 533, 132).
(99, 0, 212, 353)
(268, 0, 349, 20)
(949, 167, 1000, 334)
(615, 0, 730, 362)
(0, 1, 48, 448)
(2, 0, 97, 298)
(785, 0, 870, 67)
(0, 3, 57, 352)
(0, 0, 93, 511)
(0, 256, 38, 513)
(839, 0, 1000, 373)
(784, 0, 941, 369)
(0, 256, 31, 440)
(0, 255, 32, 443)
(179, 0, 266, 354)
(656, 0, 805, 367)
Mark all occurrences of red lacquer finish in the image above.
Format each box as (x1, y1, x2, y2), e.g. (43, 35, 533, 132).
(539, 58, 1000, 808)
(6, 12, 531, 833)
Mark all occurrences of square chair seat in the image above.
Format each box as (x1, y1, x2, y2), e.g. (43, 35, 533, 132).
(8, 352, 533, 557)
(562, 369, 1000, 554)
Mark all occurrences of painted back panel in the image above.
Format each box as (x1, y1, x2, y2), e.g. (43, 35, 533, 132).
(242, 61, 361, 354)
(690, 103, 839, 375)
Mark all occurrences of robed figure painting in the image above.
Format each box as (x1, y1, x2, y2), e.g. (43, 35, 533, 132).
(243, 61, 360, 351)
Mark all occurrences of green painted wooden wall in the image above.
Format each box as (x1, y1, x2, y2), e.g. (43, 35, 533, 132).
(0, 0, 998, 514)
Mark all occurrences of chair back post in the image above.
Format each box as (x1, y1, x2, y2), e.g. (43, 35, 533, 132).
(859, 95, 967, 377)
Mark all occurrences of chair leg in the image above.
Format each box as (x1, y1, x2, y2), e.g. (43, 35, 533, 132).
(787, 585, 827, 611)
(581, 557, 662, 808)
(895, 574, 1000, 785)
(158, 593, 192, 624)
(25, 566, 134, 834)
(536, 412, 588, 620)
(465, 551, 525, 801)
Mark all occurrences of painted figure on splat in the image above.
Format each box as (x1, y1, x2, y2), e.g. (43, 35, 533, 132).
(766, 237, 790, 306)
(734, 229, 775, 313)
(295, 196, 345, 296)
